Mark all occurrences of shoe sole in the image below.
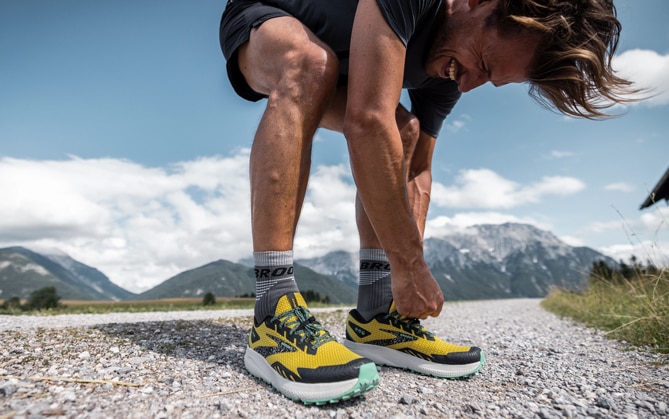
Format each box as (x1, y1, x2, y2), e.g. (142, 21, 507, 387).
(244, 346, 380, 405)
(344, 339, 485, 379)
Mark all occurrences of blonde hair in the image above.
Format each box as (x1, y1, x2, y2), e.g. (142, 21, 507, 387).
(488, 0, 640, 119)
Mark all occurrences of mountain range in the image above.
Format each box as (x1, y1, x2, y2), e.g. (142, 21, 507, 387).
(0, 246, 134, 301)
(0, 223, 615, 303)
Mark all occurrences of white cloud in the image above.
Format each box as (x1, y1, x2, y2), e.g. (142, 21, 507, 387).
(3, 153, 664, 293)
(613, 49, 669, 106)
(599, 241, 669, 267)
(443, 114, 471, 134)
(550, 150, 575, 159)
(294, 164, 358, 258)
(0, 154, 363, 293)
(605, 182, 636, 193)
(431, 169, 586, 209)
(585, 207, 669, 266)
(0, 154, 255, 292)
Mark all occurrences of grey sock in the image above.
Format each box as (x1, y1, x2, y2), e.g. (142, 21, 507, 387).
(356, 249, 393, 321)
(253, 251, 299, 322)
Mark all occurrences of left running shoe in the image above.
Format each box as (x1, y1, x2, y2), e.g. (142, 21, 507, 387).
(344, 301, 485, 378)
(244, 292, 379, 405)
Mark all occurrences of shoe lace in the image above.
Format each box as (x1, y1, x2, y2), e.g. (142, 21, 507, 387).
(385, 310, 435, 339)
(274, 306, 335, 349)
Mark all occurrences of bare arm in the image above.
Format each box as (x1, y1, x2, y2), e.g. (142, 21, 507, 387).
(344, 0, 443, 319)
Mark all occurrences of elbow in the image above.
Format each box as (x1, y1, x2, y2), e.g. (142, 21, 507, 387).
(343, 109, 385, 149)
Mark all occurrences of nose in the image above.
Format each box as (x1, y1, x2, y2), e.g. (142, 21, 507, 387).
(458, 71, 489, 93)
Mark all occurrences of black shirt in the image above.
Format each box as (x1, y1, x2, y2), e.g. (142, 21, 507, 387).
(261, 0, 461, 137)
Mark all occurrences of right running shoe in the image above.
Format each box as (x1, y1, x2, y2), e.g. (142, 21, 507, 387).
(244, 292, 379, 405)
(344, 301, 485, 378)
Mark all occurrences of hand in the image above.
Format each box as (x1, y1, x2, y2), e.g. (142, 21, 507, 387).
(390, 259, 444, 319)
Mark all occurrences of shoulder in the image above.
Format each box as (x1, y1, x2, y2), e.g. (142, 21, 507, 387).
(375, 0, 443, 46)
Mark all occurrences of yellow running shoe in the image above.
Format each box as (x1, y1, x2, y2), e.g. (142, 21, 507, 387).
(244, 292, 379, 404)
(344, 301, 485, 378)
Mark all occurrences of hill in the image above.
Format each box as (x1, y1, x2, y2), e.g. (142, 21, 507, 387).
(135, 260, 357, 304)
(0, 246, 135, 301)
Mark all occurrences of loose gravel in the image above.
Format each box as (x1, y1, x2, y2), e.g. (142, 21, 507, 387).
(1, 299, 667, 418)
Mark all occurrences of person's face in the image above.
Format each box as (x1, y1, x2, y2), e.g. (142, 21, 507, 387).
(425, 0, 540, 93)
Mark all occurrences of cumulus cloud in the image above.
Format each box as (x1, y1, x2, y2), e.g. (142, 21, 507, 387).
(431, 169, 586, 209)
(0, 154, 254, 292)
(0, 153, 359, 292)
(293, 164, 358, 258)
(613, 49, 669, 106)
(3, 153, 663, 292)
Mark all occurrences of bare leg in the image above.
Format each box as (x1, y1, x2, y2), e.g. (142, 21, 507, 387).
(233, 20, 381, 403)
(238, 17, 339, 251)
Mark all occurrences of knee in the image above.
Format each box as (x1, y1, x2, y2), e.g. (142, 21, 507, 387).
(273, 46, 339, 104)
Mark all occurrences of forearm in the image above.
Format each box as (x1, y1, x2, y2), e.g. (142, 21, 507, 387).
(407, 168, 432, 239)
(406, 130, 436, 239)
(345, 118, 424, 264)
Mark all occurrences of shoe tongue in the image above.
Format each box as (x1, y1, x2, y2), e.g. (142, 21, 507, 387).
(388, 300, 397, 313)
(275, 292, 308, 315)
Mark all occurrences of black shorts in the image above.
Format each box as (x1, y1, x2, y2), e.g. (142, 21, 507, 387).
(219, 0, 291, 102)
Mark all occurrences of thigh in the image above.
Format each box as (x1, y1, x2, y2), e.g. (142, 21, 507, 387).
(219, 1, 292, 101)
(238, 16, 338, 97)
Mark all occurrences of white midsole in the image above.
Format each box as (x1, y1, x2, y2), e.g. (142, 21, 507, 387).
(344, 340, 481, 378)
(244, 347, 360, 402)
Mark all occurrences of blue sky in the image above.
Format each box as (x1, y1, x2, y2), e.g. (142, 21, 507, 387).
(1, 0, 668, 293)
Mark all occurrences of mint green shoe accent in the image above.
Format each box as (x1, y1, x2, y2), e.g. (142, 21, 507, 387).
(301, 362, 380, 405)
(245, 346, 379, 405)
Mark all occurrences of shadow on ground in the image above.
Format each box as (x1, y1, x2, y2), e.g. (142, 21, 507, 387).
(95, 318, 251, 367)
(93, 317, 374, 409)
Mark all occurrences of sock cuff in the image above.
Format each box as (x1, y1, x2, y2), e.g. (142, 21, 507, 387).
(253, 250, 293, 266)
(359, 248, 387, 263)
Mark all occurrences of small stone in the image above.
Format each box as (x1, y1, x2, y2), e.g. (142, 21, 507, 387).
(63, 391, 77, 402)
(79, 351, 91, 359)
(217, 400, 233, 412)
(595, 397, 613, 410)
(399, 394, 416, 405)
(0, 382, 17, 397)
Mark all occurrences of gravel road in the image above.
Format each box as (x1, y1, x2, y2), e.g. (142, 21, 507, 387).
(1, 299, 667, 418)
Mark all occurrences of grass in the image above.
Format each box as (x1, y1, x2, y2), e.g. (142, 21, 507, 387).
(0, 297, 342, 315)
(542, 265, 669, 354)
